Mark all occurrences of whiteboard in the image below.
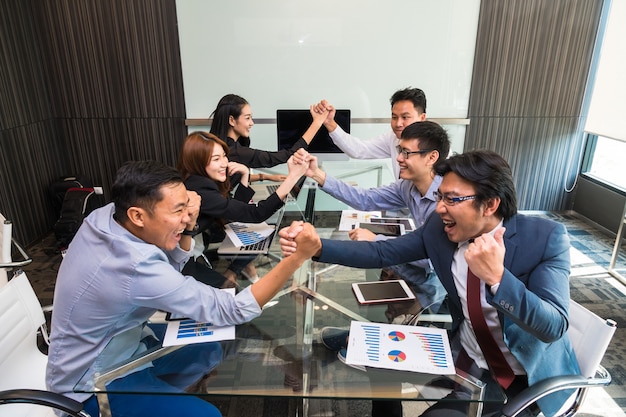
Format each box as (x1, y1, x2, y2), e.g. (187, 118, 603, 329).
(176, 0, 480, 153)
(177, 0, 479, 118)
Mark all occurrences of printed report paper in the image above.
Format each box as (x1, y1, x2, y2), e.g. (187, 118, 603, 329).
(338, 210, 382, 231)
(345, 321, 455, 375)
(162, 288, 236, 346)
(163, 320, 235, 347)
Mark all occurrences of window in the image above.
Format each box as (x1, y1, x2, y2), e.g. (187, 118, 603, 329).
(582, 135, 626, 191)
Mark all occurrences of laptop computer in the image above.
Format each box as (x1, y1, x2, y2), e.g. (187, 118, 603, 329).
(217, 207, 285, 256)
(250, 175, 306, 202)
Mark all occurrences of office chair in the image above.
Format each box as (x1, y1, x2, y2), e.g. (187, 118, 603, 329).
(0, 270, 91, 417)
(501, 300, 616, 417)
(0, 213, 32, 287)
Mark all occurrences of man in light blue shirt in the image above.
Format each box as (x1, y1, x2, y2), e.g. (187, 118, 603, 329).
(46, 160, 319, 417)
(305, 121, 450, 311)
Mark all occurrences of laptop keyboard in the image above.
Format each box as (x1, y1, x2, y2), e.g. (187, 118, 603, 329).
(267, 184, 280, 194)
(240, 238, 268, 251)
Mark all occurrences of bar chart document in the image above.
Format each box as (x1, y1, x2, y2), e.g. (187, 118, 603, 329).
(162, 289, 236, 346)
(345, 321, 455, 375)
(163, 320, 235, 346)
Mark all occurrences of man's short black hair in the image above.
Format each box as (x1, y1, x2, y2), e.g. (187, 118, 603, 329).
(401, 121, 450, 165)
(390, 87, 427, 113)
(112, 160, 184, 224)
(436, 150, 518, 220)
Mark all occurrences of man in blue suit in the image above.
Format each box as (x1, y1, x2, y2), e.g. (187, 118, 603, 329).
(279, 150, 579, 416)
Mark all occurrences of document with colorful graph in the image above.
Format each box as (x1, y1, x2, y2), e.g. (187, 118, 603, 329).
(162, 288, 236, 347)
(345, 321, 455, 375)
(162, 319, 235, 347)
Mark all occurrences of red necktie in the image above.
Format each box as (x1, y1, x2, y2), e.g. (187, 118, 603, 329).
(466, 268, 515, 389)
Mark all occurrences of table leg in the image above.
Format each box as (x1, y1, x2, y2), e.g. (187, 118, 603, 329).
(451, 369, 486, 417)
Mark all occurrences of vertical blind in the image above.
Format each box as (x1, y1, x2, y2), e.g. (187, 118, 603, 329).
(584, 0, 626, 142)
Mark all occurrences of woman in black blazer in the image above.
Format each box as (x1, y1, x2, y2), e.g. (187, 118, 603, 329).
(177, 131, 309, 286)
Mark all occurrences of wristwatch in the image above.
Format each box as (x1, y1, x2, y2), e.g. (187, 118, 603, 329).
(181, 223, 199, 236)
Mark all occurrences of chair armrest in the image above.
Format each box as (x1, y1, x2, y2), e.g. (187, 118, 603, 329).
(501, 367, 611, 417)
(0, 238, 32, 268)
(0, 389, 89, 417)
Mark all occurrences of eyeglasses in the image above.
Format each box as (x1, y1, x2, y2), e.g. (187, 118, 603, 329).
(433, 190, 477, 206)
(396, 145, 433, 159)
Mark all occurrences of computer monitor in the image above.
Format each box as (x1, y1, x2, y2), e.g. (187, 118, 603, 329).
(276, 109, 351, 161)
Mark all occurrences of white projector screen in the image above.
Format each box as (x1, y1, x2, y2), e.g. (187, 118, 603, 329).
(584, 0, 626, 142)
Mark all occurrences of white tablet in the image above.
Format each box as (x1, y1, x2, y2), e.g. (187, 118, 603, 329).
(358, 222, 405, 236)
(351, 280, 416, 305)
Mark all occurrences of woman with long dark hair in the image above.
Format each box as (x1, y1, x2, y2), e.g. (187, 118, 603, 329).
(177, 131, 310, 286)
(209, 94, 325, 175)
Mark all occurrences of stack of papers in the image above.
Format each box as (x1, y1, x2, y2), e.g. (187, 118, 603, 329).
(338, 210, 382, 231)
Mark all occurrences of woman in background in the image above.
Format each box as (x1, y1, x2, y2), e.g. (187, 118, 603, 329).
(209, 94, 326, 182)
(177, 131, 310, 287)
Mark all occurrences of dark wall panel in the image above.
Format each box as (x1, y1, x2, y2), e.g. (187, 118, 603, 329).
(34, 0, 186, 118)
(1, 0, 187, 246)
(0, 122, 67, 241)
(0, 0, 50, 128)
(0, 0, 67, 245)
(57, 118, 186, 201)
(34, 0, 189, 198)
(466, 0, 602, 211)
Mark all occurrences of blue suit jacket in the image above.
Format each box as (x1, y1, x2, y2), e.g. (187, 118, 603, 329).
(318, 213, 580, 416)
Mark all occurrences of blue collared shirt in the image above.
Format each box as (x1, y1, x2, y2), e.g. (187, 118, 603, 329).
(46, 203, 261, 401)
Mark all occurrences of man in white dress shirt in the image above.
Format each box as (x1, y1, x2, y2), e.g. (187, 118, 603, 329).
(314, 87, 427, 179)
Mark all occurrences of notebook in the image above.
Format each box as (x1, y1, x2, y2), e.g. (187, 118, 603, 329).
(217, 207, 285, 256)
(250, 175, 306, 202)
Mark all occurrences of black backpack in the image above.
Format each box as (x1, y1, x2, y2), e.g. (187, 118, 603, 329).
(49, 176, 94, 219)
(53, 187, 98, 251)
(50, 176, 102, 251)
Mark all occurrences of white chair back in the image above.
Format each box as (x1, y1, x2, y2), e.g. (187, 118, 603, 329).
(548, 300, 618, 417)
(567, 300, 616, 378)
(0, 271, 52, 416)
(0, 213, 32, 288)
(0, 213, 12, 287)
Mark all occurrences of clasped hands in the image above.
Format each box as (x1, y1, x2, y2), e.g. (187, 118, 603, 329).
(279, 221, 322, 259)
(279, 219, 507, 287)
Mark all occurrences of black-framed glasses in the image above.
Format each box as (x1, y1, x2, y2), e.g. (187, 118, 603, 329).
(396, 145, 433, 159)
(433, 190, 477, 205)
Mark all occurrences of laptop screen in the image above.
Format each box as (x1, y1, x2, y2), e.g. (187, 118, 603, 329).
(277, 109, 351, 155)
(289, 175, 307, 200)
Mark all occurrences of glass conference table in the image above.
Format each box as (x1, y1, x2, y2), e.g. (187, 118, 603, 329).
(74, 161, 505, 417)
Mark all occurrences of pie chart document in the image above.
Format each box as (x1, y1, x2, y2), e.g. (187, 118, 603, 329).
(345, 321, 455, 375)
